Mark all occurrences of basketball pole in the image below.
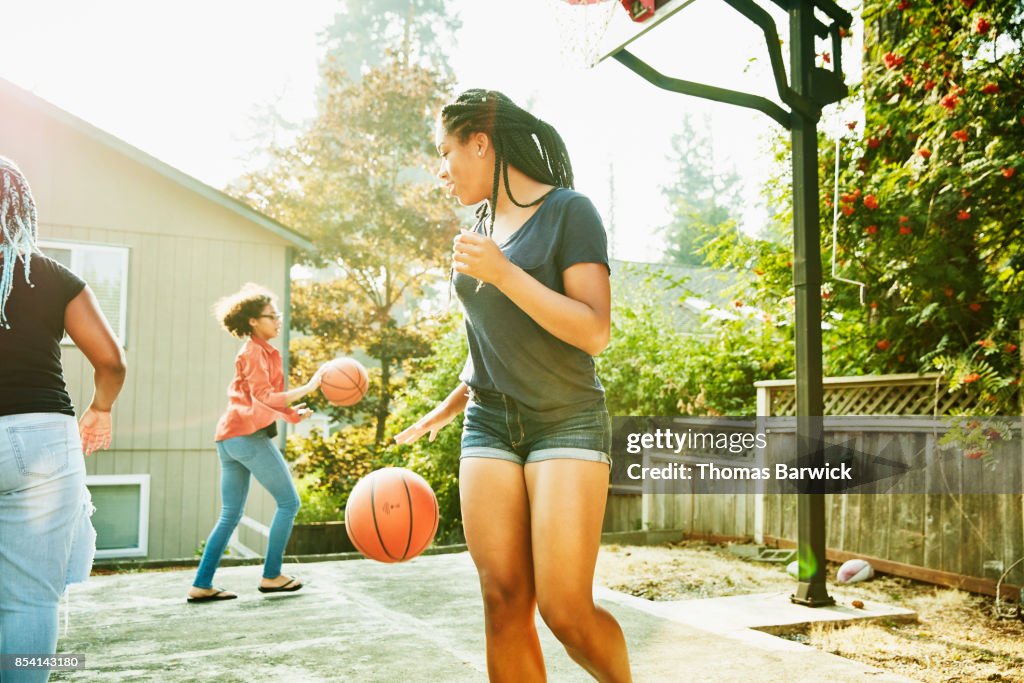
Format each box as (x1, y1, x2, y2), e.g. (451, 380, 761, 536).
(788, 0, 832, 607)
(606, 0, 851, 606)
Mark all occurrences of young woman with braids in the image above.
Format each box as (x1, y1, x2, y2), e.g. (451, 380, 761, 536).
(0, 157, 126, 682)
(397, 90, 631, 682)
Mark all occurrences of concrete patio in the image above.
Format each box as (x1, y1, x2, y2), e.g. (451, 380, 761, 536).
(49, 552, 919, 682)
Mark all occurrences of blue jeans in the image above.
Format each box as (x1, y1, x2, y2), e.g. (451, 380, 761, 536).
(461, 388, 612, 465)
(193, 431, 300, 589)
(0, 413, 95, 683)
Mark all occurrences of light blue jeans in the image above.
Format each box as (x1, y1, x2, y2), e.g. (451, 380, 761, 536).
(0, 413, 95, 683)
(192, 431, 300, 589)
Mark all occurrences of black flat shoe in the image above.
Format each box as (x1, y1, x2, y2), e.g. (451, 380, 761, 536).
(258, 578, 303, 593)
(187, 589, 237, 603)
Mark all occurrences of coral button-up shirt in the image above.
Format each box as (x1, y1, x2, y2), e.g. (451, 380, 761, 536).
(214, 335, 300, 442)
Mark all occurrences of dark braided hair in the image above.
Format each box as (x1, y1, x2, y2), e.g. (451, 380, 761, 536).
(440, 89, 575, 237)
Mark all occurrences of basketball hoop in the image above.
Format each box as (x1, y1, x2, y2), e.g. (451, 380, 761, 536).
(551, 0, 619, 70)
(620, 1, 677, 23)
(552, 0, 699, 68)
(558, 0, 675, 22)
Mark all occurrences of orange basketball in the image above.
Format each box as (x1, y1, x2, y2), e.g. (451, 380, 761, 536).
(344, 468, 439, 563)
(320, 358, 368, 407)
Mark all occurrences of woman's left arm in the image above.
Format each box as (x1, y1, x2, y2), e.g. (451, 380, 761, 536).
(453, 230, 610, 356)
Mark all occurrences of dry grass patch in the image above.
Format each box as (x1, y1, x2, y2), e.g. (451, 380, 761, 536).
(597, 541, 1024, 683)
(596, 541, 794, 600)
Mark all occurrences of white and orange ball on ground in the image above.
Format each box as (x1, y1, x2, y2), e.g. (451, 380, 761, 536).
(345, 468, 439, 563)
(320, 358, 369, 406)
(836, 558, 875, 584)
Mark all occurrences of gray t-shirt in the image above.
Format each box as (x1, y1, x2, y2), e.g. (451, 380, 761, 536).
(455, 188, 610, 422)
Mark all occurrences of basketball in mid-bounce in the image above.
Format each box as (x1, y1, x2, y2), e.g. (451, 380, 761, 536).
(320, 358, 368, 406)
(345, 468, 439, 563)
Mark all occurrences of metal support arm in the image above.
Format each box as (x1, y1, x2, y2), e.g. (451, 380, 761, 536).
(613, 50, 792, 129)
(720, 0, 820, 121)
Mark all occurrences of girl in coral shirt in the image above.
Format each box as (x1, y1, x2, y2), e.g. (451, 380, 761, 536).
(188, 283, 325, 603)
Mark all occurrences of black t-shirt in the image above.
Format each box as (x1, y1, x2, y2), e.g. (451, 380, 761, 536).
(455, 188, 610, 422)
(0, 253, 86, 417)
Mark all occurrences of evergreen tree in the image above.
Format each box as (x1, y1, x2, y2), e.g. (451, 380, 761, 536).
(660, 115, 742, 266)
(323, 0, 460, 79)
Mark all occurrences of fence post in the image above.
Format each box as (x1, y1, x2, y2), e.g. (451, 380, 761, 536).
(641, 447, 651, 532)
(754, 384, 770, 545)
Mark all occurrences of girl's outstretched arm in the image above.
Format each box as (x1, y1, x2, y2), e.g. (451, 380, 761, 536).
(395, 381, 470, 444)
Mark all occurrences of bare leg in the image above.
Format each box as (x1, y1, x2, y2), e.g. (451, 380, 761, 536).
(526, 459, 631, 683)
(461, 458, 546, 683)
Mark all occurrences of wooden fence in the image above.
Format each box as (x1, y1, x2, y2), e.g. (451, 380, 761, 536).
(603, 373, 1024, 592)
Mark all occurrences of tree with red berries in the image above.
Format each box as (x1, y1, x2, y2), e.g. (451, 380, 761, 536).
(731, 0, 1022, 412)
(840, 1, 1021, 410)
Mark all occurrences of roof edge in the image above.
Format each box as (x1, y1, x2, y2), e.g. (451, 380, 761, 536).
(2, 78, 315, 252)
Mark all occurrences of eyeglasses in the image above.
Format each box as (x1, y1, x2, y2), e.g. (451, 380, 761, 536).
(258, 313, 282, 321)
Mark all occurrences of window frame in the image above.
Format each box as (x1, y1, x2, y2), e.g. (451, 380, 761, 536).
(85, 474, 151, 559)
(37, 239, 130, 346)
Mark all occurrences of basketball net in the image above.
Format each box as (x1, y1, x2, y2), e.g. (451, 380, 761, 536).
(548, 0, 619, 70)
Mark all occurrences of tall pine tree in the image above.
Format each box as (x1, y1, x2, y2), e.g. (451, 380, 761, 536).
(660, 114, 742, 266)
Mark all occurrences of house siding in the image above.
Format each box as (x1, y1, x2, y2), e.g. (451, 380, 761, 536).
(3, 82, 297, 560)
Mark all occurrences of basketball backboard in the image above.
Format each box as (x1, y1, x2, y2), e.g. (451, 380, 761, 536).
(595, 0, 699, 64)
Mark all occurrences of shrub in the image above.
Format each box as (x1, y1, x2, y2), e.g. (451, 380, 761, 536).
(599, 265, 793, 416)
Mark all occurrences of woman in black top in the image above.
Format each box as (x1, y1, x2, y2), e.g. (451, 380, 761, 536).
(0, 157, 126, 682)
(398, 91, 631, 682)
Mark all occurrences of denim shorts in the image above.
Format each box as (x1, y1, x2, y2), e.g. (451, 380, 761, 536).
(461, 388, 612, 465)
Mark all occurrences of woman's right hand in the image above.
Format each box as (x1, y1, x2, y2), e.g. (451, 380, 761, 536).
(395, 404, 458, 444)
(79, 406, 113, 456)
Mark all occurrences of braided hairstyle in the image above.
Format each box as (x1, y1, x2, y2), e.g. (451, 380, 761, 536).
(0, 157, 40, 330)
(440, 89, 574, 237)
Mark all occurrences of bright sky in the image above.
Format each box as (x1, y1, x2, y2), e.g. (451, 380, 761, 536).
(0, 0, 860, 262)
